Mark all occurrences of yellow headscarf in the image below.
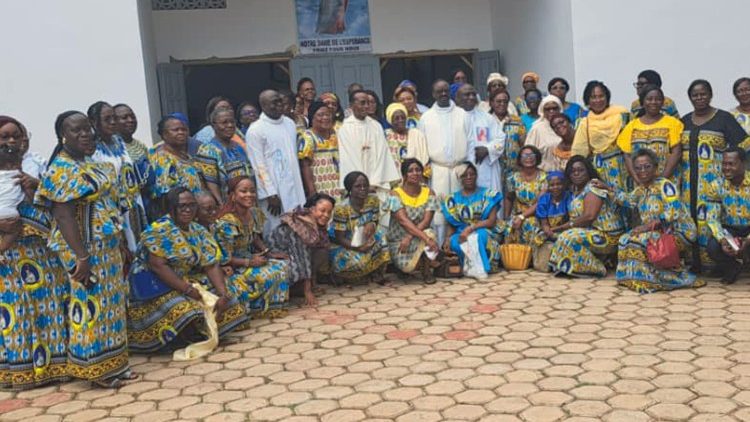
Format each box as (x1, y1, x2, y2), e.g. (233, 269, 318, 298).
(522, 72, 540, 83)
(571, 105, 628, 156)
(386, 102, 408, 125)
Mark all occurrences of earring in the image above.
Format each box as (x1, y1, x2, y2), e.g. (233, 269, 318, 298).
(62, 137, 67, 145)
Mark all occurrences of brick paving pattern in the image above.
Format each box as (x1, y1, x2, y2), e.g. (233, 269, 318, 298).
(2, 272, 750, 421)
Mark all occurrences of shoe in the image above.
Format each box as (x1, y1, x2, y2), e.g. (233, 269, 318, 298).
(721, 266, 742, 285)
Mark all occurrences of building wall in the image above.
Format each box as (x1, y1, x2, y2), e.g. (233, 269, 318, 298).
(151, 0, 495, 62)
(570, 0, 748, 113)
(1, 0, 157, 157)
(489, 0, 577, 101)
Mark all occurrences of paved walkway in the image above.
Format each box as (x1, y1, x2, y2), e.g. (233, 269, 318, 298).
(2, 272, 750, 422)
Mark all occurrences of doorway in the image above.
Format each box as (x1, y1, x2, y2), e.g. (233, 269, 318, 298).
(380, 53, 475, 106)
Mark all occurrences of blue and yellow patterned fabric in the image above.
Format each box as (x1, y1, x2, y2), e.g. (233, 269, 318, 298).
(499, 115, 527, 177)
(147, 144, 204, 201)
(126, 215, 249, 352)
(705, 172, 750, 241)
(506, 170, 547, 245)
(442, 187, 504, 273)
(195, 138, 252, 199)
(214, 210, 289, 318)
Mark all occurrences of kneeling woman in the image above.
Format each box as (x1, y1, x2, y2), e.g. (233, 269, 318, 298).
(385, 158, 440, 281)
(442, 162, 504, 274)
(330, 172, 391, 283)
(609, 149, 702, 293)
(214, 176, 290, 317)
(548, 156, 626, 277)
(127, 187, 249, 353)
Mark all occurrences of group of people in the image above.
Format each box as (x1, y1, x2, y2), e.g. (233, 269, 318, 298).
(1, 68, 750, 391)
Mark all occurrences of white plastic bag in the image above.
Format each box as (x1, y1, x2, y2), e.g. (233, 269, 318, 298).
(350, 226, 366, 248)
(460, 233, 488, 280)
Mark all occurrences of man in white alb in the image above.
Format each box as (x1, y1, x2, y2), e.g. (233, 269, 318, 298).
(418, 80, 470, 244)
(246, 90, 306, 235)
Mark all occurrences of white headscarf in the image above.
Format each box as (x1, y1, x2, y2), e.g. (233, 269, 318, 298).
(486, 73, 510, 88)
(525, 95, 564, 171)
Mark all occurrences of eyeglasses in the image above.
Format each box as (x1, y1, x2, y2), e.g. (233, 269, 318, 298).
(199, 205, 218, 214)
(520, 152, 536, 158)
(177, 203, 199, 212)
(633, 82, 646, 88)
(633, 164, 654, 172)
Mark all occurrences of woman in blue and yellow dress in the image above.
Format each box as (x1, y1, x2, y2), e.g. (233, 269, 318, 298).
(298, 101, 340, 199)
(604, 149, 703, 293)
(330, 172, 391, 283)
(196, 108, 253, 203)
(490, 90, 527, 183)
(127, 187, 248, 352)
(385, 158, 440, 281)
(35, 111, 135, 388)
(680, 79, 750, 272)
(214, 176, 290, 317)
(504, 145, 547, 246)
(0, 116, 69, 390)
(548, 157, 626, 277)
(442, 162, 504, 274)
(147, 115, 205, 219)
(88, 101, 148, 249)
(571, 81, 630, 192)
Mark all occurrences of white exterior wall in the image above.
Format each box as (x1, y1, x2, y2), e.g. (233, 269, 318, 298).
(489, 0, 577, 101)
(1, 0, 158, 157)
(570, 0, 748, 113)
(151, 0, 494, 62)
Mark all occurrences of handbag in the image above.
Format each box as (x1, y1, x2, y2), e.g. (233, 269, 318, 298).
(435, 252, 463, 278)
(129, 269, 172, 301)
(647, 230, 681, 270)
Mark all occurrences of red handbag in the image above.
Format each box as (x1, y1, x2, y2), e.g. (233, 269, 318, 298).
(647, 230, 681, 270)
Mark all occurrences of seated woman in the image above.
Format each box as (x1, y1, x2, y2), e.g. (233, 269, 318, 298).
(533, 171, 572, 271)
(604, 149, 703, 293)
(269, 193, 336, 307)
(385, 158, 440, 282)
(504, 145, 548, 246)
(442, 162, 504, 274)
(330, 172, 391, 283)
(214, 176, 290, 318)
(548, 156, 626, 277)
(127, 187, 249, 353)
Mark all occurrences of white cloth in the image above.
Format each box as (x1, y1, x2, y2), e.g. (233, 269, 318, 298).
(478, 100, 518, 116)
(337, 115, 400, 189)
(0, 170, 23, 219)
(465, 107, 505, 193)
(525, 95, 564, 172)
(22, 151, 46, 179)
(418, 102, 469, 225)
(246, 113, 306, 234)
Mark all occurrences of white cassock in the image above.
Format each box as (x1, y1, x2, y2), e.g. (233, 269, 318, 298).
(337, 115, 400, 190)
(465, 107, 505, 194)
(246, 113, 306, 235)
(418, 102, 469, 244)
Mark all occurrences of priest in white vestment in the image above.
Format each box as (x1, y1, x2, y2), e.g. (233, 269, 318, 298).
(457, 84, 505, 197)
(418, 80, 470, 244)
(337, 90, 400, 190)
(246, 90, 306, 235)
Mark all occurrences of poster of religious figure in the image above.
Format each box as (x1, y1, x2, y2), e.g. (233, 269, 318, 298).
(295, 0, 372, 55)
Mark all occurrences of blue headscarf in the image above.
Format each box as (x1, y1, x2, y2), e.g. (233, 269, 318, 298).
(450, 82, 464, 100)
(547, 170, 565, 181)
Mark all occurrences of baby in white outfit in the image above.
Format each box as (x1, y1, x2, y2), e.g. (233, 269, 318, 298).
(0, 169, 24, 252)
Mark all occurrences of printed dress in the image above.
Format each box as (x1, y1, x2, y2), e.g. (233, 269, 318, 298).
(615, 178, 701, 293)
(35, 152, 130, 383)
(731, 107, 750, 135)
(442, 187, 504, 273)
(126, 216, 249, 352)
(214, 211, 290, 318)
(495, 115, 526, 186)
(384, 187, 439, 273)
(616, 115, 683, 179)
(548, 183, 625, 277)
(680, 110, 750, 270)
(147, 144, 204, 219)
(0, 203, 69, 390)
(506, 170, 547, 245)
(329, 195, 390, 280)
(297, 129, 340, 198)
(196, 138, 252, 200)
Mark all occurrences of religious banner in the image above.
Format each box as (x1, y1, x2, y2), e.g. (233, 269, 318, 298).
(295, 0, 372, 55)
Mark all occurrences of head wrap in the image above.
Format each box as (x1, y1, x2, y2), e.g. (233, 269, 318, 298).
(385, 102, 408, 125)
(453, 162, 475, 179)
(450, 83, 464, 100)
(398, 80, 418, 90)
(486, 73, 509, 88)
(393, 85, 417, 102)
(168, 112, 189, 126)
(319, 92, 338, 103)
(307, 100, 329, 126)
(537, 95, 563, 121)
(547, 170, 565, 181)
(522, 72, 541, 83)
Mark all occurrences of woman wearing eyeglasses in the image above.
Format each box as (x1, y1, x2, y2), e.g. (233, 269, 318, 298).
(503, 145, 547, 246)
(630, 70, 680, 119)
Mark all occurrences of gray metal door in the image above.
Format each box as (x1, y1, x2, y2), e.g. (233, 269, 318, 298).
(156, 63, 187, 116)
(333, 55, 382, 108)
(290, 56, 335, 97)
(473, 50, 501, 91)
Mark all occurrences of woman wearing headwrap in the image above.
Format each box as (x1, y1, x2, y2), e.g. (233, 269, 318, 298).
(385, 102, 430, 177)
(319, 92, 344, 130)
(571, 81, 631, 192)
(479, 73, 519, 116)
(393, 85, 422, 128)
(525, 95, 565, 171)
(329, 172, 390, 283)
(515, 72, 541, 115)
(298, 101, 340, 198)
(441, 162, 504, 274)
